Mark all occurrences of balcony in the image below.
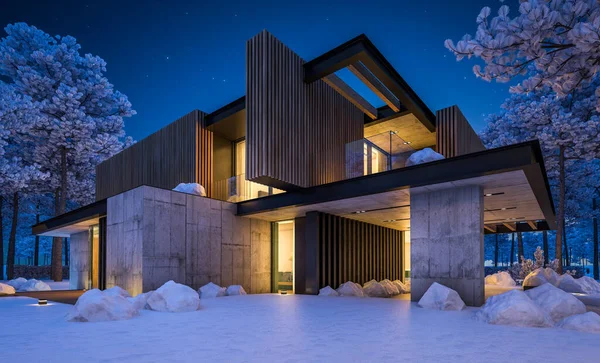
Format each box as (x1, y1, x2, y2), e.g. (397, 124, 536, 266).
(345, 131, 417, 179)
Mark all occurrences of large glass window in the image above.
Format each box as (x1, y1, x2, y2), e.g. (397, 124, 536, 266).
(272, 221, 295, 293)
(89, 225, 100, 289)
(229, 139, 281, 201)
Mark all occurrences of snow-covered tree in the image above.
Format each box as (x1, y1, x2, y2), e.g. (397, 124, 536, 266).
(445, 0, 600, 109)
(0, 82, 48, 279)
(0, 23, 135, 280)
(480, 81, 600, 273)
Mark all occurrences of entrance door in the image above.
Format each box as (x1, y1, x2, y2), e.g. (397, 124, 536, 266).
(272, 221, 295, 293)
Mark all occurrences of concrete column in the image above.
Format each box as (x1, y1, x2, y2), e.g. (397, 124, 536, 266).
(69, 230, 90, 290)
(410, 184, 484, 306)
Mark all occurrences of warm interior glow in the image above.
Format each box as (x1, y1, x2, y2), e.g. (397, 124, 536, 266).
(275, 220, 294, 293)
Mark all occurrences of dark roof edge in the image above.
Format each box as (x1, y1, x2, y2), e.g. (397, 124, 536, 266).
(31, 199, 107, 236)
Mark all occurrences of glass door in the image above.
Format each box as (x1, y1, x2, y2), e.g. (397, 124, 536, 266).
(272, 221, 295, 293)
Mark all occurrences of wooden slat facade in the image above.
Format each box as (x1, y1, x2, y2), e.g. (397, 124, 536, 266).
(436, 105, 485, 158)
(246, 30, 364, 189)
(297, 212, 403, 293)
(96, 110, 213, 200)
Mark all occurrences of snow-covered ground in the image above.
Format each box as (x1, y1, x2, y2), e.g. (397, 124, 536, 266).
(0, 279, 70, 290)
(2, 294, 599, 362)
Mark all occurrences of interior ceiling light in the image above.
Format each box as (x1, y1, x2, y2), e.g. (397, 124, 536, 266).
(355, 210, 366, 214)
(403, 141, 411, 145)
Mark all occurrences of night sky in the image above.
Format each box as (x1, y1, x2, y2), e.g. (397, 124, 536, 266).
(2, 0, 516, 141)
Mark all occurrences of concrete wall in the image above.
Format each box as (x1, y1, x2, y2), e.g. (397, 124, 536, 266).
(106, 186, 271, 296)
(69, 230, 90, 290)
(410, 185, 484, 306)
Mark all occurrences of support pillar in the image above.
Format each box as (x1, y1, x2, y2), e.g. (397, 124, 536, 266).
(410, 184, 484, 306)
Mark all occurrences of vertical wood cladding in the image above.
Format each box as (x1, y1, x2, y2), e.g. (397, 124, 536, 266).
(246, 30, 364, 189)
(436, 105, 485, 158)
(96, 110, 213, 200)
(310, 212, 403, 290)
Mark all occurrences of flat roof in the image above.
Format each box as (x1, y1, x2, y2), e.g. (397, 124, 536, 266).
(32, 199, 107, 237)
(236, 140, 556, 230)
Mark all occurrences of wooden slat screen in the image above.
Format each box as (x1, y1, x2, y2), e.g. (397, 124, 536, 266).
(436, 105, 485, 158)
(316, 212, 403, 289)
(96, 110, 212, 200)
(246, 30, 364, 189)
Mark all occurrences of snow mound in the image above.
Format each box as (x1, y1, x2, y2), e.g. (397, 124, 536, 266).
(19, 279, 51, 292)
(557, 312, 600, 334)
(523, 268, 560, 288)
(576, 276, 600, 294)
(557, 274, 583, 293)
(173, 183, 206, 197)
(0, 282, 16, 295)
(485, 271, 516, 287)
(418, 282, 465, 311)
(318, 286, 339, 297)
(6, 277, 27, 290)
(128, 291, 153, 310)
(336, 281, 364, 297)
(67, 289, 139, 322)
(405, 148, 445, 167)
(525, 283, 586, 322)
(198, 282, 226, 298)
(147, 280, 200, 312)
(392, 280, 408, 293)
(103, 286, 131, 298)
(226, 285, 247, 296)
(363, 280, 391, 298)
(404, 279, 411, 292)
(476, 290, 552, 327)
(380, 279, 400, 295)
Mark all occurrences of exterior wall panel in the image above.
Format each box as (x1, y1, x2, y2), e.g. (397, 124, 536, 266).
(436, 105, 485, 158)
(96, 110, 213, 200)
(246, 30, 364, 189)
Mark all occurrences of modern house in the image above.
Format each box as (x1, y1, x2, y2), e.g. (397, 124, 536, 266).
(32, 30, 555, 306)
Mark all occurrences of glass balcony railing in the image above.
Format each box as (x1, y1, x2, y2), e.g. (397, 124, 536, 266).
(345, 131, 417, 179)
(213, 173, 284, 203)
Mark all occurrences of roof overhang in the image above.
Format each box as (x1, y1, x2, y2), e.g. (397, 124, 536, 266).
(236, 140, 556, 231)
(32, 199, 107, 237)
(205, 96, 246, 141)
(303, 34, 436, 131)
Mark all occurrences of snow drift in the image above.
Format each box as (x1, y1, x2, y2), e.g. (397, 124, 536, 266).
(485, 271, 516, 287)
(392, 280, 408, 293)
(0, 282, 15, 295)
(405, 148, 445, 167)
(525, 283, 586, 322)
(336, 281, 364, 297)
(418, 283, 465, 311)
(19, 279, 51, 292)
(318, 286, 339, 297)
(67, 289, 139, 322)
(226, 285, 247, 296)
(557, 312, 600, 334)
(574, 276, 600, 295)
(363, 280, 390, 298)
(476, 290, 552, 327)
(198, 282, 226, 298)
(147, 280, 200, 312)
(103, 286, 132, 298)
(380, 279, 400, 295)
(523, 268, 560, 288)
(6, 277, 27, 290)
(173, 183, 206, 197)
(128, 291, 153, 311)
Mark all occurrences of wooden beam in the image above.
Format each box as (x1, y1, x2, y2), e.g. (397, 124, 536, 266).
(502, 222, 516, 232)
(527, 220, 538, 230)
(484, 225, 497, 233)
(323, 74, 378, 119)
(348, 62, 401, 112)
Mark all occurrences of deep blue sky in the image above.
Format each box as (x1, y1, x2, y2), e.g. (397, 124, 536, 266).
(2, 0, 517, 141)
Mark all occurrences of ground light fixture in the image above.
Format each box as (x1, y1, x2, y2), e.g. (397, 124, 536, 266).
(37, 299, 48, 306)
